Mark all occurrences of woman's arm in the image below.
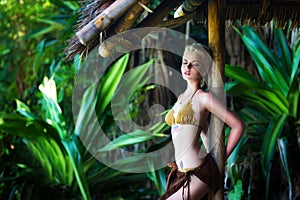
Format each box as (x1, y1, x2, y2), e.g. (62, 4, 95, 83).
(199, 92, 246, 159)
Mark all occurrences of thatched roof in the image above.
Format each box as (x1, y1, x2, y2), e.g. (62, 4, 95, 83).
(225, 0, 300, 28)
(65, 0, 300, 60)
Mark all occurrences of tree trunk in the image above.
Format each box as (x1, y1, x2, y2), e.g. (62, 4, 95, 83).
(208, 0, 225, 199)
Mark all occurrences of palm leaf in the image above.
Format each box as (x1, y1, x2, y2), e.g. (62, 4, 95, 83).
(277, 137, 292, 200)
(97, 54, 129, 114)
(273, 28, 292, 76)
(233, 26, 289, 96)
(147, 162, 166, 196)
(16, 99, 36, 120)
(99, 129, 166, 152)
(225, 65, 265, 89)
(63, 139, 91, 200)
(39, 77, 91, 199)
(260, 114, 287, 199)
(74, 83, 97, 137)
(228, 179, 243, 200)
(289, 37, 300, 89)
(225, 65, 289, 114)
(0, 114, 60, 142)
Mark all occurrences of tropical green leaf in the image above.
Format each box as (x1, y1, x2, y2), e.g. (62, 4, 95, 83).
(74, 83, 97, 136)
(225, 65, 289, 114)
(240, 26, 279, 68)
(260, 114, 287, 198)
(228, 179, 243, 200)
(116, 58, 154, 95)
(277, 137, 292, 200)
(39, 77, 67, 138)
(99, 129, 166, 152)
(225, 65, 264, 88)
(287, 90, 300, 117)
(255, 88, 289, 114)
(16, 99, 36, 120)
(237, 90, 279, 116)
(49, 0, 79, 11)
(289, 37, 300, 89)
(111, 59, 154, 122)
(23, 17, 65, 39)
(233, 26, 289, 96)
(97, 54, 129, 114)
(274, 28, 292, 75)
(63, 138, 91, 200)
(0, 114, 60, 142)
(147, 164, 166, 196)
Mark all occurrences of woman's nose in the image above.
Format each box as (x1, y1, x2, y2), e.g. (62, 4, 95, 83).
(185, 63, 192, 69)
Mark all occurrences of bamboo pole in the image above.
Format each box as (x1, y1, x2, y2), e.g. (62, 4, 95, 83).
(208, 0, 225, 199)
(174, 0, 206, 18)
(76, 0, 139, 45)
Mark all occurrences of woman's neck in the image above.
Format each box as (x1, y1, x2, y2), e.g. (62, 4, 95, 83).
(185, 81, 200, 93)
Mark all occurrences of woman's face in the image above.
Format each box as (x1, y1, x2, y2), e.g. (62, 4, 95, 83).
(181, 51, 204, 81)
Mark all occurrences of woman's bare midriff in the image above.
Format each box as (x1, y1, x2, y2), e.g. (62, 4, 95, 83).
(171, 124, 206, 169)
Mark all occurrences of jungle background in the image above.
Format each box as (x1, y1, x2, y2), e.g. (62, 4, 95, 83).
(0, 0, 299, 199)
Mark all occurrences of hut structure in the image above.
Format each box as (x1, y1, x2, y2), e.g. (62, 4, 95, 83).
(65, 0, 300, 199)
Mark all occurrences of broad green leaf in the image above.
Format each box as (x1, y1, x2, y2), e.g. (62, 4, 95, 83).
(23, 136, 73, 186)
(274, 28, 292, 75)
(0, 114, 60, 142)
(236, 90, 279, 116)
(288, 90, 300, 117)
(277, 137, 292, 200)
(225, 70, 289, 114)
(234, 26, 290, 96)
(225, 65, 264, 88)
(15, 99, 36, 120)
(39, 77, 67, 138)
(63, 139, 91, 200)
(228, 179, 243, 200)
(116, 59, 154, 95)
(244, 39, 289, 95)
(146, 162, 166, 195)
(225, 81, 240, 93)
(111, 59, 154, 121)
(290, 37, 300, 88)
(97, 54, 129, 114)
(49, 0, 79, 11)
(99, 129, 166, 152)
(255, 88, 289, 114)
(260, 114, 287, 198)
(22, 17, 65, 39)
(74, 83, 97, 136)
(240, 26, 279, 68)
(240, 107, 269, 122)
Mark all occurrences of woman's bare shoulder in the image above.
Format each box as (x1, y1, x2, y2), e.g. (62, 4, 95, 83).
(195, 89, 212, 101)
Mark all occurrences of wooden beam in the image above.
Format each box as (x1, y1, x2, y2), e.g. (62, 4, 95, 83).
(208, 0, 225, 199)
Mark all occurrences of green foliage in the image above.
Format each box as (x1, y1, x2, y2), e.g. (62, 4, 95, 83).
(0, 0, 79, 112)
(228, 180, 243, 200)
(0, 49, 164, 199)
(225, 25, 300, 198)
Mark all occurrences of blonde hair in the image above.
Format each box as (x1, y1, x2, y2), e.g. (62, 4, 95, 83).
(184, 43, 213, 89)
(184, 43, 213, 67)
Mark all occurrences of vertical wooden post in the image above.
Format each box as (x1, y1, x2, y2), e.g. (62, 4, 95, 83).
(208, 0, 225, 199)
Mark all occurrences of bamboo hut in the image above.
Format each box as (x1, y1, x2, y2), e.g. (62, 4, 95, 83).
(65, 0, 300, 199)
(65, 0, 300, 60)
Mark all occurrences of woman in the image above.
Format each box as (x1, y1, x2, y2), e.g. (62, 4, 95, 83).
(161, 44, 245, 200)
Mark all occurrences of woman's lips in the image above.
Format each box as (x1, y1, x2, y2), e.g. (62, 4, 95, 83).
(184, 71, 190, 75)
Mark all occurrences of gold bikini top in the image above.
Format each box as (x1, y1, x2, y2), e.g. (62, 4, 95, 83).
(165, 91, 198, 126)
